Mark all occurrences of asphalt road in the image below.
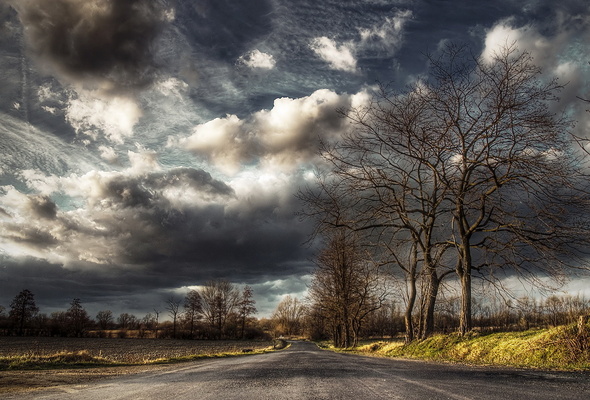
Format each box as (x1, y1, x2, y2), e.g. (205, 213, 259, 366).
(9, 341, 590, 400)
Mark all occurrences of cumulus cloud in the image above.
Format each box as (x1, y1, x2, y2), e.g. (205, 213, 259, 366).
(238, 49, 276, 70)
(9, 0, 169, 92)
(177, 89, 368, 174)
(310, 37, 358, 73)
(65, 91, 142, 143)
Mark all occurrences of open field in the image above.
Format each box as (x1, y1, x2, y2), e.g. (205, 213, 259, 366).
(0, 337, 277, 395)
(0, 337, 275, 365)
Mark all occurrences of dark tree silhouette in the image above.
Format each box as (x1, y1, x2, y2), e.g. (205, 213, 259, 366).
(237, 286, 257, 339)
(9, 289, 39, 335)
(66, 298, 91, 337)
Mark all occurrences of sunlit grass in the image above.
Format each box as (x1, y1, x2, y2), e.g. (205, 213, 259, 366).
(350, 322, 590, 370)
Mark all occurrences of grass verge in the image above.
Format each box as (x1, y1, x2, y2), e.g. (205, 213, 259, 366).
(338, 322, 590, 371)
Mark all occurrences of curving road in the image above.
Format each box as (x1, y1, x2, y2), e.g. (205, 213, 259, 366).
(9, 341, 590, 400)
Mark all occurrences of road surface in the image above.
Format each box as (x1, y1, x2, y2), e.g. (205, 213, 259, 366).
(7, 341, 590, 399)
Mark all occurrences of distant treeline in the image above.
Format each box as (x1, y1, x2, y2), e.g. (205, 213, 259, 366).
(0, 280, 262, 340)
(1, 285, 588, 341)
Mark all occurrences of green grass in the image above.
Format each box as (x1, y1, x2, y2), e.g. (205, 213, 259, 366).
(345, 323, 590, 370)
(0, 345, 285, 371)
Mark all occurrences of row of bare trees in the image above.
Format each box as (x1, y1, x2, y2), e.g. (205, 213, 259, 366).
(1, 281, 259, 339)
(165, 280, 258, 339)
(299, 43, 590, 345)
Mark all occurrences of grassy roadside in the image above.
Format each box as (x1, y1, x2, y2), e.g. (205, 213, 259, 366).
(328, 322, 590, 371)
(0, 340, 289, 371)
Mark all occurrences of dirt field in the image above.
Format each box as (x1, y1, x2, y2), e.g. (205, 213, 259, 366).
(0, 337, 273, 362)
(0, 337, 274, 395)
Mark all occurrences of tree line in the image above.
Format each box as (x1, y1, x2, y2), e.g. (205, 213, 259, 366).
(269, 291, 590, 342)
(298, 43, 590, 346)
(0, 280, 259, 339)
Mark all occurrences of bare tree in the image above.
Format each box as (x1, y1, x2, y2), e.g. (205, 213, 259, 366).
(272, 295, 307, 337)
(200, 279, 240, 338)
(165, 297, 181, 338)
(96, 310, 114, 330)
(237, 286, 257, 339)
(9, 289, 39, 336)
(301, 81, 455, 340)
(66, 298, 91, 337)
(308, 230, 388, 348)
(117, 312, 139, 330)
(153, 308, 160, 339)
(183, 289, 203, 339)
(304, 43, 590, 339)
(423, 44, 590, 334)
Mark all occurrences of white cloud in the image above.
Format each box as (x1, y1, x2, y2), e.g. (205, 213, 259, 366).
(238, 49, 276, 70)
(127, 147, 161, 175)
(177, 89, 367, 175)
(65, 91, 142, 144)
(309, 37, 358, 73)
(98, 146, 119, 164)
(180, 114, 246, 175)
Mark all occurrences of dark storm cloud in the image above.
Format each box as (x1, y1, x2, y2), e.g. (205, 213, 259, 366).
(174, 0, 274, 60)
(9, 0, 168, 90)
(28, 195, 57, 219)
(6, 226, 57, 248)
(98, 167, 235, 209)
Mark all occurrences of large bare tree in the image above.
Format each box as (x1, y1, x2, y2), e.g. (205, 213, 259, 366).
(301, 43, 590, 338)
(424, 44, 590, 334)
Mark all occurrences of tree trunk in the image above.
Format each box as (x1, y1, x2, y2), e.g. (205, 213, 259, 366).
(421, 267, 440, 339)
(458, 261, 472, 335)
(404, 277, 416, 343)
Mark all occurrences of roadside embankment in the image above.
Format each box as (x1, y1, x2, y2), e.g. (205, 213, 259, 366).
(348, 320, 590, 370)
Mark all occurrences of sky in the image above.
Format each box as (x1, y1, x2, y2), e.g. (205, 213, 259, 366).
(1, 0, 590, 319)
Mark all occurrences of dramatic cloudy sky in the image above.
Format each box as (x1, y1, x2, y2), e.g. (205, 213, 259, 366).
(1, 0, 589, 318)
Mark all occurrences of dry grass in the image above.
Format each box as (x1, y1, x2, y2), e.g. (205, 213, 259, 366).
(351, 322, 590, 370)
(0, 337, 275, 370)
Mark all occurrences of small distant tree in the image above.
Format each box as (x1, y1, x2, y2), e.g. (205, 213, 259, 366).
(152, 308, 160, 339)
(166, 297, 181, 339)
(237, 286, 257, 339)
(66, 298, 91, 337)
(200, 280, 240, 338)
(96, 310, 114, 330)
(9, 289, 39, 336)
(49, 311, 68, 336)
(183, 290, 203, 339)
(117, 313, 139, 330)
(272, 295, 307, 337)
(141, 313, 157, 330)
